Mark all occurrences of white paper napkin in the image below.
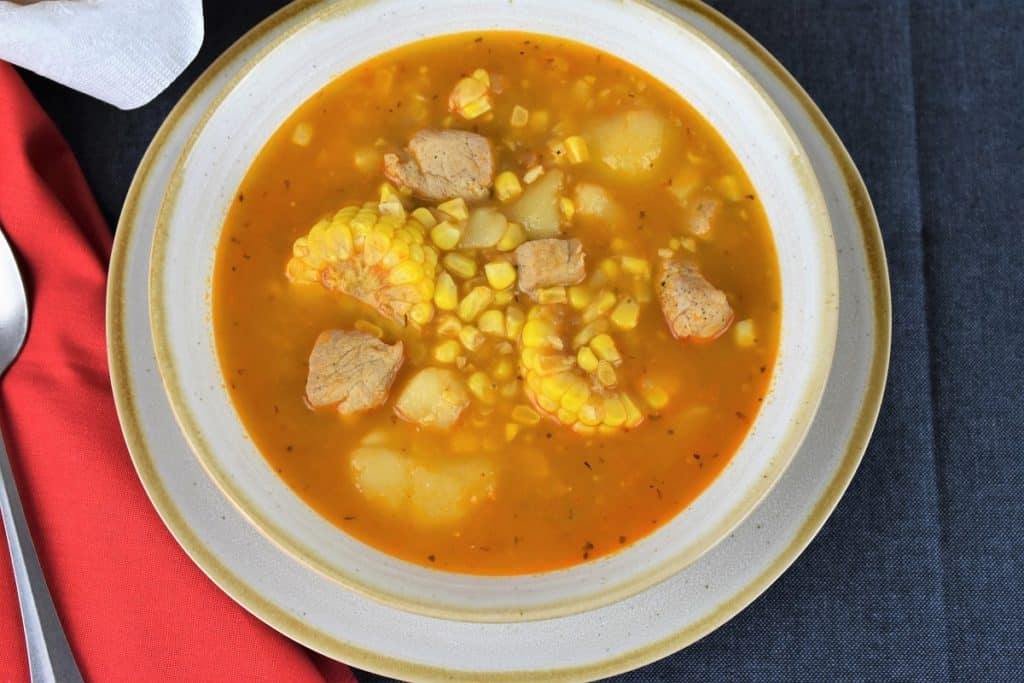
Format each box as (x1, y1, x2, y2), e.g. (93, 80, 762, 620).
(0, 0, 204, 110)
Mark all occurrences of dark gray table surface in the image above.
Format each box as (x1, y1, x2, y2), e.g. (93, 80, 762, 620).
(18, 1, 1024, 681)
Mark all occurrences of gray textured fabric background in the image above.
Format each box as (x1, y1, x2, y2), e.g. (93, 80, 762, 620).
(19, 1, 1024, 680)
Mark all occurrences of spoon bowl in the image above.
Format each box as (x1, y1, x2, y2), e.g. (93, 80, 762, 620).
(0, 230, 28, 372)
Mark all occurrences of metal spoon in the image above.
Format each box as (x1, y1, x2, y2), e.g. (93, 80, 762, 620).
(0, 228, 84, 683)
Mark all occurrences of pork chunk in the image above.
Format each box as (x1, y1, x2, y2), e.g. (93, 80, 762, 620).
(657, 261, 733, 340)
(305, 330, 404, 414)
(514, 238, 586, 297)
(383, 130, 494, 202)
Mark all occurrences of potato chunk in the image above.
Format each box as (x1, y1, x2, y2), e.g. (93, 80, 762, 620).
(410, 462, 496, 525)
(394, 367, 470, 428)
(587, 110, 666, 178)
(573, 182, 625, 225)
(350, 446, 411, 510)
(349, 434, 497, 526)
(459, 207, 508, 248)
(507, 169, 564, 238)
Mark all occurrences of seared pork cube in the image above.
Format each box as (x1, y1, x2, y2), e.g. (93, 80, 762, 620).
(657, 261, 733, 340)
(383, 129, 495, 202)
(305, 330, 404, 414)
(514, 238, 586, 298)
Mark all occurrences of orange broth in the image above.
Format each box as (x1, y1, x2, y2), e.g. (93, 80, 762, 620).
(212, 32, 780, 574)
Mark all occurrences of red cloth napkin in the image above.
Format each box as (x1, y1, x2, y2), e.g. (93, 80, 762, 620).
(0, 64, 358, 683)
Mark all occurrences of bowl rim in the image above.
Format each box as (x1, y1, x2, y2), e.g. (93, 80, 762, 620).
(147, 0, 840, 622)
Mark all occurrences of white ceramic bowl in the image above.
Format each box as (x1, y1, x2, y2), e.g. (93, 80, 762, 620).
(150, 0, 838, 622)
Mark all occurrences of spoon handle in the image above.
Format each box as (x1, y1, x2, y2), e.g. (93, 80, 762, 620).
(0, 428, 85, 683)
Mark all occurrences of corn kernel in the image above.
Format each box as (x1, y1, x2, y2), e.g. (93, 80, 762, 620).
(681, 237, 697, 253)
(291, 122, 313, 146)
(436, 314, 462, 337)
(430, 221, 462, 250)
(621, 255, 651, 278)
(642, 383, 670, 410)
(541, 373, 574, 401)
(449, 76, 492, 120)
(583, 290, 617, 323)
(409, 302, 434, 326)
(603, 396, 626, 427)
(559, 197, 575, 222)
(493, 289, 514, 306)
(530, 109, 550, 132)
(505, 423, 521, 440)
(434, 272, 459, 310)
(388, 260, 423, 285)
(537, 286, 567, 304)
(568, 286, 592, 310)
(523, 165, 544, 184)
(599, 258, 619, 279)
(577, 346, 599, 372)
(578, 402, 602, 426)
(354, 320, 383, 338)
(522, 319, 558, 349)
(378, 182, 405, 218)
(468, 371, 495, 403)
(512, 405, 541, 425)
(734, 318, 756, 346)
(496, 341, 514, 354)
(505, 306, 525, 339)
(536, 395, 558, 412)
(496, 222, 526, 251)
(536, 354, 575, 376)
(411, 206, 436, 228)
(610, 298, 640, 330)
(564, 135, 589, 164)
(633, 278, 653, 304)
(572, 319, 609, 349)
(459, 325, 485, 351)
(590, 334, 621, 363)
(458, 286, 494, 322)
(478, 309, 505, 336)
(484, 260, 517, 290)
(556, 408, 576, 425)
(596, 360, 617, 388)
(521, 348, 540, 371)
(622, 394, 644, 427)
(510, 105, 529, 128)
(353, 145, 382, 173)
(493, 357, 515, 381)
(438, 197, 469, 221)
(716, 175, 742, 201)
(471, 68, 490, 86)
(561, 379, 590, 412)
(444, 252, 477, 279)
(495, 171, 523, 202)
(433, 339, 461, 363)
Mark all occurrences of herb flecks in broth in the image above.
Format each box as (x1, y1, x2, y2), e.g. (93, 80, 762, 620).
(213, 33, 780, 575)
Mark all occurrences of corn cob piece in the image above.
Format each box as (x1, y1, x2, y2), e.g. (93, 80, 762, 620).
(516, 304, 643, 433)
(286, 203, 439, 326)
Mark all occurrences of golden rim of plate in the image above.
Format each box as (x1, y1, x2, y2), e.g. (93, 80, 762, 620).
(107, 0, 890, 679)
(144, 0, 839, 622)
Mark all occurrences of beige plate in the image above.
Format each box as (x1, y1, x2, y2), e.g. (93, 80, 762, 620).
(107, 0, 889, 679)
